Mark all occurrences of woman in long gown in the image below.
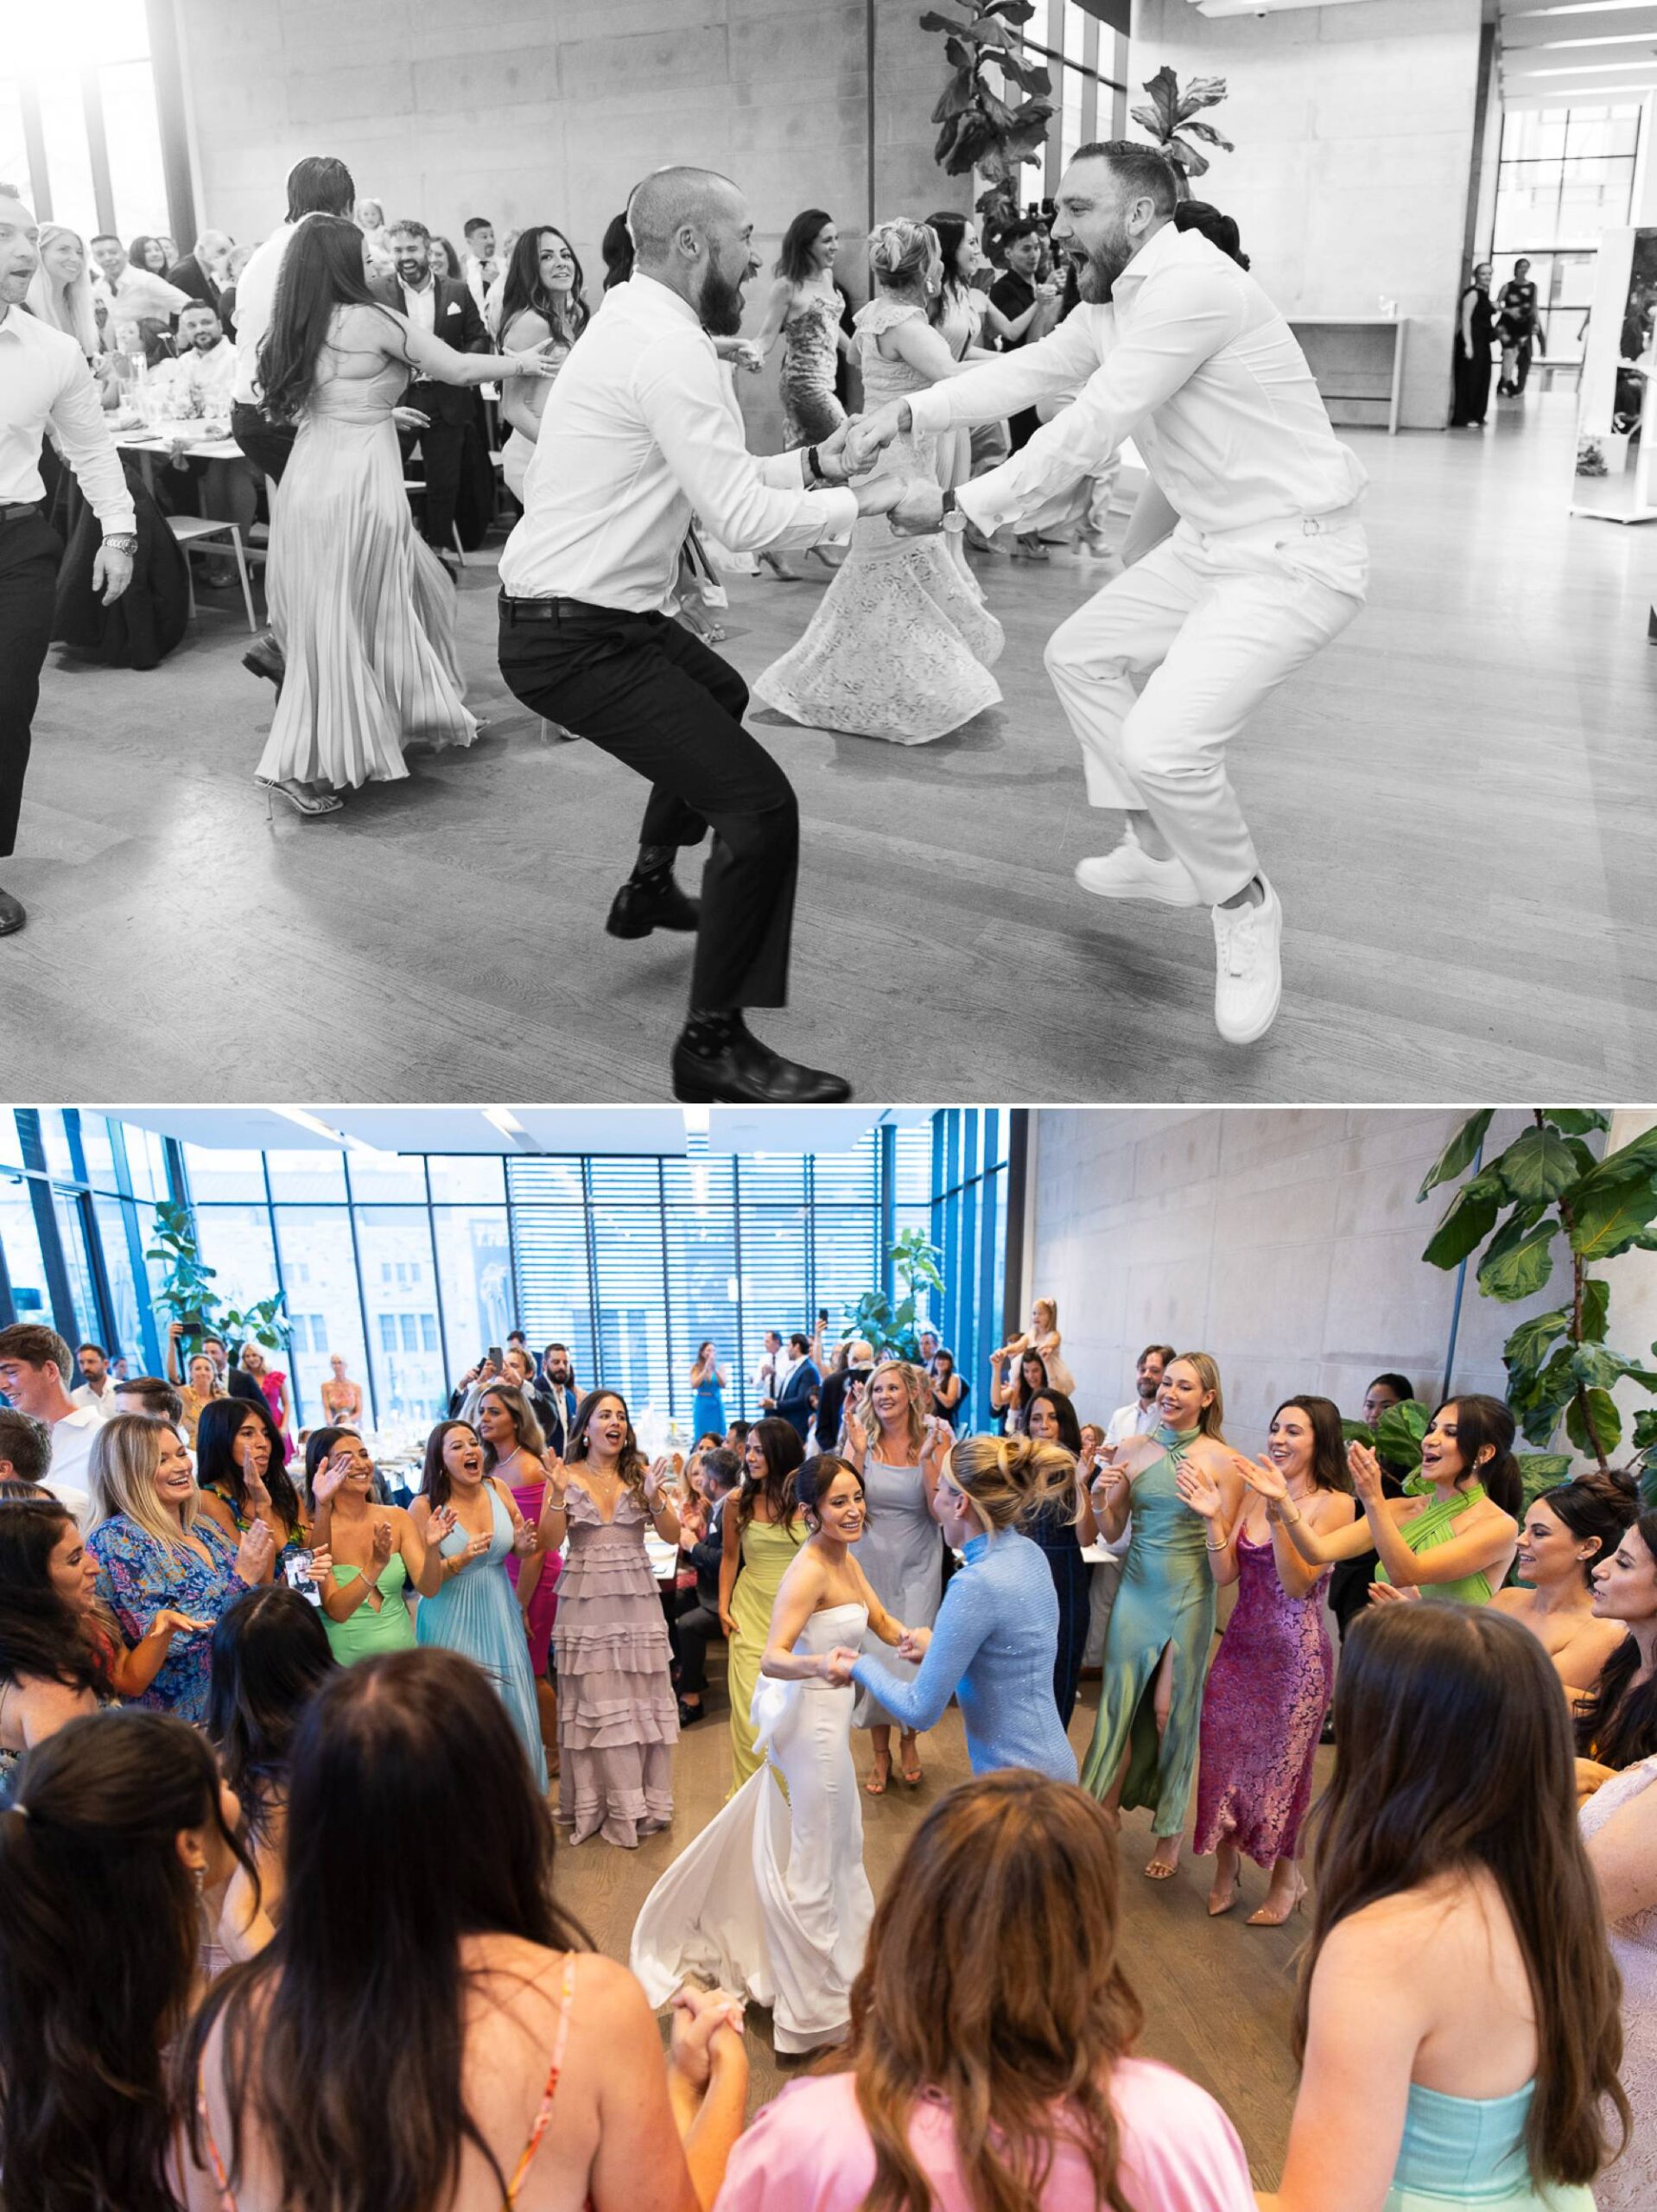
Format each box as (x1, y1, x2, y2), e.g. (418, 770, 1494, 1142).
(1021, 1387, 1098, 1726)
(1581, 1751, 1657, 2210)
(752, 218, 1002, 745)
(496, 224, 586, 504)
(841, 1360, 949, 1792)
(1185, 1395, 1356, 1924)
(408, 1419, 547, 1790)
(632, 1454, 906, 2055)
(837, 1433, 1078, 1783)
(538, 1389, 682, 1847)
(719, 1417, 806, 1793)
(251, 214, 558, 815)
(689, 1341, 728, 1444)
(476, 1382, 562, 1781)
(1080, 1352, 1243, 1878)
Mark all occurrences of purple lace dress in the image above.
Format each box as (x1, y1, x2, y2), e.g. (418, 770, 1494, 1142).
(552, 1484, 677, 1848)
(1192, 1531, 1331, 1867)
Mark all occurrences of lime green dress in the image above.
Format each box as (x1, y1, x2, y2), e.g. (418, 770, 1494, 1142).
(1375, 1482, 1498, 1605)
(323, 1553, 417, 1662)
(1080, 1427, 1215, 1837)
(727, 1514, 805, 1793)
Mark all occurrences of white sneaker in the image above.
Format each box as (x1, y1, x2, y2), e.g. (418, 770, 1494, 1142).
(1211, 876, 1283, 1044)
(1074, 829, 1202, 907)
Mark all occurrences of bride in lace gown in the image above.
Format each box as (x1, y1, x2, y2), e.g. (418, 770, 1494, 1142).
(752, 219, 1002, 747)
(631, 1455, 908, 2053)
(251, 215, 558, 813)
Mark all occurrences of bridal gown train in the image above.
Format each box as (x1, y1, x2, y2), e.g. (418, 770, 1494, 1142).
(630, 1602, 873, 2054)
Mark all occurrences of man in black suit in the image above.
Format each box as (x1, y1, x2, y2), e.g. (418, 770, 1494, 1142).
(388, 219, 489, 565)
(672, 1446, 740, 1723)
(537, 1344, 582, 1460)
(168, 230, 232, 317)
(815, 1337, 873, 1457)
(775, 1332, 821, 1446)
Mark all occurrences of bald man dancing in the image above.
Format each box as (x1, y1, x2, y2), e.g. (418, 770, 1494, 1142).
(852, 141, 1369, 1049)
(498, 166, 926, 1103)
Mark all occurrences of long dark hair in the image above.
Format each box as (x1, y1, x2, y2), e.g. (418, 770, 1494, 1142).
(1271, 1395, 1351, 1493)
(1540, 1468, 1640, 1585)
(196, 1392, 302, 1536)
(420, 1418, 490, 1511)
(206, 1586, 336, 1849)
(303, 1426, 363, 1509)
(733, 1415, 804, 1536)
(473, 1384, 545, 1474)
(1433, 1393, 1521, 1518)
(499, 223, 589, 348)
(0, 1710, 253, 2212)
(1298, 1606, 1628, 2188)
(925, 207, 973, 319)
(1576, 1507, 1657, 1770)
(1009, 1348, 1047, 1420)
(777, 207, 833, 285)
(1022, 1387, 1082, 1453)
(257, 214, 406, 422)
(601, 210, 634, 290)
(835, 1773, 1144, 2212)
(0, 1497, 111, 1698)
(187, 1649, 589, 2212)
(128, 233, 168, 273)
(565, 1389, 649, 1500)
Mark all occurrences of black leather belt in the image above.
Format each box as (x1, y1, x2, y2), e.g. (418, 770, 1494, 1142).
(0, 502, 42, 526)
(498, 592, 638, 624)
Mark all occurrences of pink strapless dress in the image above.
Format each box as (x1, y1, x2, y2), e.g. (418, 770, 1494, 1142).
(506, 1476, 562, 1676)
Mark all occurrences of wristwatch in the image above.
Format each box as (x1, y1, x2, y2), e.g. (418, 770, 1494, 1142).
(940, 487, 967, 536)
(103, 532, 137, 553)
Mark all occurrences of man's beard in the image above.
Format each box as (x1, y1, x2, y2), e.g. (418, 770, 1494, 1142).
(1073, 225, 1133, 304)
(698, 260, 746, 339)
(1139, 1376, 1159, 1399)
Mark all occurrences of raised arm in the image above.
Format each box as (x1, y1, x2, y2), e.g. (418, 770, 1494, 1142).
(893, 308, 1099, 438)
(370, 304, 554, 391)
(1235, 1452, 1377, 1567)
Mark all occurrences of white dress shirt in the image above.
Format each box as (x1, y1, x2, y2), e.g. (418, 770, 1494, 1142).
(0, 308, 135, 528)
(231, 219, 297, 405)
(1104, 1396, 1162, 1450)
(401, 276, 438, 335)
(907, 224, 1367, 541)
(48, 1407, 103, 1524)
(70, 1379, 118, 1421)
(498, 272, 856, 610)
(149, 334, 238, 415)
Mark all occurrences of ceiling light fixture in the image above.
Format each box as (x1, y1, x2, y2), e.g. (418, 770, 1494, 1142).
(482, 1107, 525, 1137)
(273, 1107, 397, 1160)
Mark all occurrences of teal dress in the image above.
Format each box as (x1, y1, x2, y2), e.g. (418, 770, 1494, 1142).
(416, 1483, 549, 1789)
(1080, 1425, 1215, 1837)
(1386, 2080, 1595, 2209)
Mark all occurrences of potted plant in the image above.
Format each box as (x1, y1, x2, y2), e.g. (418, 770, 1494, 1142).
(1416, 1109, 1657, 1504)
(841, 1229, 948, 1363)
(1130, 66, 1233, 200)
(145, 1199, 291, 1361)
(919, 1, 1055, 242)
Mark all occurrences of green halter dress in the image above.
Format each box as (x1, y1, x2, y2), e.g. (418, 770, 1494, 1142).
(1375, 1481, 1498, 1604)
(1080, 1425, 1216, 1837)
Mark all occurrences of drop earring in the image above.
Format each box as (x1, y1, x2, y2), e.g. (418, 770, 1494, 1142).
(192, 1865, 206, 1899)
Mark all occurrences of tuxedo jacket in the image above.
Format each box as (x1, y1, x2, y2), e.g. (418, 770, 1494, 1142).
(776, 1359, 821, 1441)
(398, 277, 490, 423)
(168, 254, 222, 316)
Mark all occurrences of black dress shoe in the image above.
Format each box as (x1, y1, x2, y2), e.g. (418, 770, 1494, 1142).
(606, 873, 701, 939)
(243, 631, 285, 691)
(0, 887, 25, 938)
(677, 1697, 706, 1727)
(671, 1018, 853, 1103)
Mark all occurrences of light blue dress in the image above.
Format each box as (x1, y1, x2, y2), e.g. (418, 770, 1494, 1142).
(416, 1482, 548, 1789)
(850, 1529, 1077, 1782)
(1385, 2080, 1594, 2209)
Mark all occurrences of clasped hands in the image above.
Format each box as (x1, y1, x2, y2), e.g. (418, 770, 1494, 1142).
(816, 409, 943, 537)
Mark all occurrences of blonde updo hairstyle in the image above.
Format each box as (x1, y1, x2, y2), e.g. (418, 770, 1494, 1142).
(868, 217, 940, 299)
(945, 1433, 1077, 1535)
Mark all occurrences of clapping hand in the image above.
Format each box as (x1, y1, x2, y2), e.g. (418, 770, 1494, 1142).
(512, 1516, 539, 1557)
(234, 1518, 277, 1585)
(1230, 1451, 1289, 1504)
(843, 1396, 869, 1460)
(371, 1516, 396, 1568)
(644, 1455, 673, 1505)
(1174, 1462, 1227, 1521)
(1367, 1580, 1419, 1606)
(540, 1454, 568, 1506)
(426, 1504, 458, 1548)
(1347, 1440, 1387, 1506)
(919, 1414, 950, 1465)
(458, 1529, 492, 1567)
(312, 1451, 355, 1508)
(306, 1547, 333, 1586)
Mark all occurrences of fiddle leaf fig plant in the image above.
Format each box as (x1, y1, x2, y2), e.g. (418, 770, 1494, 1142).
(144, 1199, 289, 1354)
(1130, 66, 1234, 194)
(1418, 1109, 1657, 1499)
(919, 1, 1055, 238)
(841, 1229, 947, 1362)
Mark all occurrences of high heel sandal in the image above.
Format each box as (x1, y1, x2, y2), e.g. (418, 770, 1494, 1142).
(898, 1732, 922, 1786)
(1144, 1847, 1180, 1881)
(758, 550, 802, 582)
(257, 776, 343, 818)
(864, 1747, 891, 1796)
(1247, 1872, 1307, 1926)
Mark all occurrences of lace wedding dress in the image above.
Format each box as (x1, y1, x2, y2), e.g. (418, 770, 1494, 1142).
(630, 1601, 873, 2053)
(752, 298, 1002, 746)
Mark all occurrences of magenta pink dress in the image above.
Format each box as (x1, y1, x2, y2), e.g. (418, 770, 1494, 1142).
(505, 1474, 562, 1676)
(1192, 1530, 1332, 1869)
(712, 2061, 1254, 2212)
(260, 1371, 293, 1462)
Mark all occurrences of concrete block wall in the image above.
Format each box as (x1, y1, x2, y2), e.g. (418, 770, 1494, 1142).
(1028, 1107, 1657, 1464)
(1128, 0, 1484, 431)
(175, 0, 967, 453)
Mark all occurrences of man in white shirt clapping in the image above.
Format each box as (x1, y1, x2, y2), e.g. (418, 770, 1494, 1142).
(849, 141, 1369, 1051)
(497, 164, 932, 1105)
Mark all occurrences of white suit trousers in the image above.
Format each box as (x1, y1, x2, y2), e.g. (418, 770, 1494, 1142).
(1042, 512, 1368, 906)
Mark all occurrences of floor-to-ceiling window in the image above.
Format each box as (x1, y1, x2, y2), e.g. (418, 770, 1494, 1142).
(5, 3, 174, 245)
(0, 1115, 1014, 1442)
(1490, 104, 1645, 360)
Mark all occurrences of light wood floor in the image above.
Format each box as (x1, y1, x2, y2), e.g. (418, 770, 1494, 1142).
(554, 1656, 1314, 2190)
(8, 394, 1654, 1102)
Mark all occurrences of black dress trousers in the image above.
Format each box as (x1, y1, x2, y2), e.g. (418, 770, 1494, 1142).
(498, 601, 798, 1011)
(0, 511, 64, 860)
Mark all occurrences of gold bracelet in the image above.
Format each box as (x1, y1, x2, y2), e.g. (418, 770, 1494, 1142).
(1204, 1535, 1228, 1550)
